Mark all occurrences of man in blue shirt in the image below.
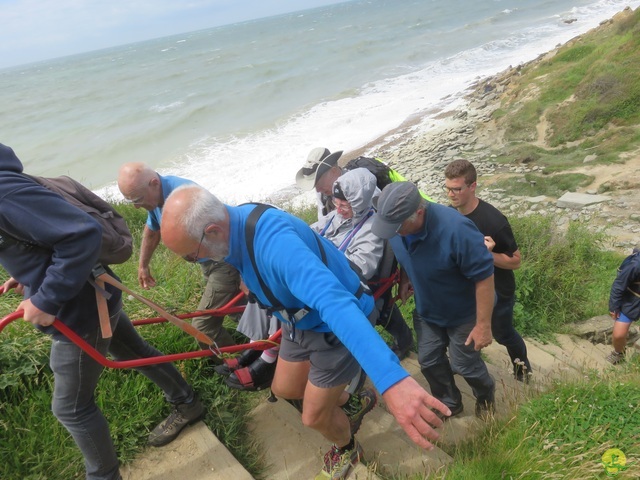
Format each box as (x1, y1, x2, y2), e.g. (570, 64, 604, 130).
(372, 182, 496, 419)
(117, 163, 241, 350)
(159, 185, 450, 480)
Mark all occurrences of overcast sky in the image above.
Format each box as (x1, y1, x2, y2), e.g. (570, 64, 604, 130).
(0, 0, 347, 70)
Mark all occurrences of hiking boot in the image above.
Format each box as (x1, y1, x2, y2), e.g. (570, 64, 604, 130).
(148, 398, 205, 447)
(214, 348, 262, 376)
(434, 403, 464, 422)
(513, 358, 533, 383)
(475, 399, 495, 420)
(606, 350, 625, 365)
(391, 341, 413, 361)
(225, 357, 276, 391)
(341, 388, 377, 436)
(315, 440, 363, 480)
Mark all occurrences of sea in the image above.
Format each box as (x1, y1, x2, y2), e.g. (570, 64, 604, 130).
(1, 0, 638, 206)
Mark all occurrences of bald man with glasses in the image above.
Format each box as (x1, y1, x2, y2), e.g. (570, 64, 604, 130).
(117, 162, 241, 351)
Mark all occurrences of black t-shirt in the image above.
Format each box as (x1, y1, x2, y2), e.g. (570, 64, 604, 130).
(464, 199, 518, 296)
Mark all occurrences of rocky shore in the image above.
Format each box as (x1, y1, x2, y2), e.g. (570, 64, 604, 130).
(357, 10, 640, 255)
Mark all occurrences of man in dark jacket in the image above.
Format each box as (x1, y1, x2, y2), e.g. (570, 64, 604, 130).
(372, 182, 496, 420)
(607, 246, 640, 364)
(0, 143, 203, 480)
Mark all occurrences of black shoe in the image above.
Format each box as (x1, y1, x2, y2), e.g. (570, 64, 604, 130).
(225, 357, 276, 391)
(434, 403, 464, 422)
(513, 358, 532, 383)
(475, 400, 495, 420)
(148, 398, 206, 447)
(606, 350, 625, 365)
(214, 348, 262, 376)
(391, 341, 413, 361)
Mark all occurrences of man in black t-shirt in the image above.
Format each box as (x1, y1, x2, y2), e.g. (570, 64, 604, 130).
(444, 159, 532, 382)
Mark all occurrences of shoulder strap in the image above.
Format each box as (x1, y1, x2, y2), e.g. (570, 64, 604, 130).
(245, 203, 327, 312)
(245, 203, 283, 309)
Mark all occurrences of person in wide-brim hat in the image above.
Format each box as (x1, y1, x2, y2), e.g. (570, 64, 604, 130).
(295, 147, 343, 192)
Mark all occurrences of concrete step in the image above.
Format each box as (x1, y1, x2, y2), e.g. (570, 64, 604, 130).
(122, 333, 614, 479)
(121, 421, 254, 480)
(248, 379, 453, 480)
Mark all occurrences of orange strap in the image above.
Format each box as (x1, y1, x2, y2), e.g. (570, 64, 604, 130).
(94, 270, 215, 347)
(94, 277, 113, 338)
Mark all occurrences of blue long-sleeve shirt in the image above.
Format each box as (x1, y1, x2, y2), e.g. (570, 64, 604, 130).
(224, 204, 408, 394)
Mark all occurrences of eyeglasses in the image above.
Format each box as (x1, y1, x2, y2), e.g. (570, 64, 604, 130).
(332, 197, 352, 213)
(183, 230, 206, 263)
(442, 184, 468, 194)
(124, 194, 145, 204)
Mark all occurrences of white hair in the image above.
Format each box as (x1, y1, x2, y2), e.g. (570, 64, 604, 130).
(169, 185, 226, 240)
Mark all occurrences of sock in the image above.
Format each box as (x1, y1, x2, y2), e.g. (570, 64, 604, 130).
(260, 347, 279, 363)
(340, 393, 355, 410)
(338, 437, 355, 452)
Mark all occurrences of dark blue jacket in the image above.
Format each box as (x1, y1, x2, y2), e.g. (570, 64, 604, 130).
(390, 201, 494, 327)
(609, 249, 640, 321)
(0, 143, 121, 339)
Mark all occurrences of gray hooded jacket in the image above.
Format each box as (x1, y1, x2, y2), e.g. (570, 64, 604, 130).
(312, 168, 384, 280)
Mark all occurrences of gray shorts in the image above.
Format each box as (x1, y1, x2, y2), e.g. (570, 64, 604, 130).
(279, 323, 360, 389)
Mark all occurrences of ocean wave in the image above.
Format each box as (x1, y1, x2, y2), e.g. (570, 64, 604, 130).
(149, 101, 184, 113)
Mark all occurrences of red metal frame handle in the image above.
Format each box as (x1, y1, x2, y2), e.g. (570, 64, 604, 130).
(0, 270, 402, 369)
(131, 291, 246, 326)
(0, 310, 281, 369)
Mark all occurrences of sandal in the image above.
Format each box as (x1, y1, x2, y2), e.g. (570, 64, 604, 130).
(214, 348, 262, 376)
(225, 357, 277, 391)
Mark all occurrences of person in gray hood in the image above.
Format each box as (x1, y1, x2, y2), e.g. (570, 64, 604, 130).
(313, 168, 414, 359)
(222, 169, 413, 393)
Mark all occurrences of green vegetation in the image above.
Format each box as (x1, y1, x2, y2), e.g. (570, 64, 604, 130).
(493, 7, 640, 172)
(428, 358, 640, 480)
(511, 216, 620, 338)
(0, 202, 627, 479)
(487, 172, 594, 197)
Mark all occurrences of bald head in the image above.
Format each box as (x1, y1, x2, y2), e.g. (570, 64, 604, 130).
(117, 162, 162, 209)
(161, 185, 230, 262)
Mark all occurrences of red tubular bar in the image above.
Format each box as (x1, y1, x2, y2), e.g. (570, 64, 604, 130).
(0, 271, 399, 369)
(131, 291, 246, 326)
(0, 310, 282, 369)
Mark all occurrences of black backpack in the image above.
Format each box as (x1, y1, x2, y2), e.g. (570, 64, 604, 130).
(344, 156, 393, 191)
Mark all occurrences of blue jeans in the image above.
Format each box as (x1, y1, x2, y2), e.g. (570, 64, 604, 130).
(413, 312, 494, 409)
(50, 307, 194, 480)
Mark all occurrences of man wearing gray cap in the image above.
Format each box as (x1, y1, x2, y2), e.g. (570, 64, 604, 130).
(371, 181, 496, 419)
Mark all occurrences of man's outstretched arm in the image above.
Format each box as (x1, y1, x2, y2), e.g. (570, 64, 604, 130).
(382, 376, 450, 449)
